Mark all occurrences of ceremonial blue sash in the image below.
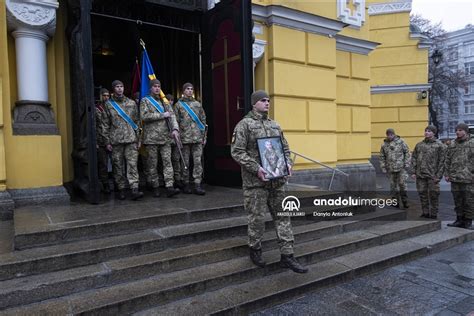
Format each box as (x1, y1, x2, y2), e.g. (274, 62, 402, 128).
(178, 100, 205, 131)
(145, 96, 165, 113)
(108, 99, 138, 131)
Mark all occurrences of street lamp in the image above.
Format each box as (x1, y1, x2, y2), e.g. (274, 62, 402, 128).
(429, 49, 443, 137)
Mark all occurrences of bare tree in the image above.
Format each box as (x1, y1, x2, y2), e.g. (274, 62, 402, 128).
(410, 14, 468, 134)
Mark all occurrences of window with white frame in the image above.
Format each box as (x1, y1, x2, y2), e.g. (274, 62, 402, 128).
(465, 100, 474, 114)
(449, 121, 458, 132)
(448, 45, 458, 60)
(449, 101, 459, 114)
(465, 62, 474, 75)
(465, 42, 474, 57)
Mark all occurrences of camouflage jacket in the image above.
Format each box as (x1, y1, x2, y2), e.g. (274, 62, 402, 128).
(411, 138, 446, 179)
(95, 103, 108, 147)
(231, 110, 292, 189)
(175, 97, 206, 144)
(380, 136, 410, 173)
(140, 95, 178, 145)
(445, 137, 474, 183)
(103, 95, 139, 145)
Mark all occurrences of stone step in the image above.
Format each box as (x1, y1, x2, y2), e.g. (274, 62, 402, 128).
(134, 226, 474, 316)
(0, 219, 437, 313)
(13, 190, 340, 250)
(0, 201, 378, 282)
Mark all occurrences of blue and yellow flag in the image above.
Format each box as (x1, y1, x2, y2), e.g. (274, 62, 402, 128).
(140, 49, 156, 100)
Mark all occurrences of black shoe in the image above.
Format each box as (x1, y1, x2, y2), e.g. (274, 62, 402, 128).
(118, 189, 126, 200)
(249, 247, 266, 268)
(420, 213, 429, 218)
(153, 188, 161, 198)
(174, 180, 185, 191)
(183, 184, 192, 194)
(460, 219, 472, 229)
(447, 216, 464, 227)
(146, 182, 154, 192)
(131, 188, 144, 200)
(402, 201, 409, 209)
(429, 215, 438, 219)
(102, 184, 111, 194)
(193, 183, 205, 195)
(280, 254, 308, 273)
(166, 187, 180, 198)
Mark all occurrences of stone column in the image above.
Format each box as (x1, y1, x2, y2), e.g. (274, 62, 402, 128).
(6, 0, 59, 135)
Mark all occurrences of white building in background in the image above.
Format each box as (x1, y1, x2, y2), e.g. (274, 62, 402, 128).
(436, 25, 474, 139)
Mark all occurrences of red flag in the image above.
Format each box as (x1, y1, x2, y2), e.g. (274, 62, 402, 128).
(131, 57, 141, 99)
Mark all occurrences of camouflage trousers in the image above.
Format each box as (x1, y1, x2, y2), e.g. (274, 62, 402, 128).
(244, 187, 294, 255)
(145, 144, 174, 188)
(389, 170, 408, 204)
(416, 178, 440, 216)
(171, 144, 182, 182)
(112, 143, 139, 190)
(182, 143, 203, 184)
(97, 146, 109, 187)
(451, 182, 474, 220)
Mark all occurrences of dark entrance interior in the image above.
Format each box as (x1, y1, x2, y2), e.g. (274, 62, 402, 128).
(90, 4, 201, 104)
(67, 0, 253, 203)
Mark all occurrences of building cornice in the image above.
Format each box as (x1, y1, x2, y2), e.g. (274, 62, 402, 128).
(410, 32, 433, 50)
(371, 84, 432, 94)
(252, 4, 348, 37)
(336, 34, 379, 55)
(368, 0, 412, 16)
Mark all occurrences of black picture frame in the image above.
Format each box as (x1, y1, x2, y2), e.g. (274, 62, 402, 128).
(256, 136, 289, 180)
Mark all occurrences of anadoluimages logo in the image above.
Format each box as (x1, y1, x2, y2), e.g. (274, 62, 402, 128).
(282, 196, 301, 212)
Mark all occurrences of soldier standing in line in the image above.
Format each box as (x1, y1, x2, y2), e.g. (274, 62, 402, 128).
(410, 125, 446, 219)
(175, 83, 206, 195)
(96, 88, 111, 194)
(103, 80, 143, 201)
(445, 123, 474, 229)
(140, 79, 180, 198)
(231, 90, 308, 274)
(380, 128, 411, 209)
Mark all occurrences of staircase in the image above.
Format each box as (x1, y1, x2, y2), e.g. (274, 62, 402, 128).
(0, 186, 472, 315)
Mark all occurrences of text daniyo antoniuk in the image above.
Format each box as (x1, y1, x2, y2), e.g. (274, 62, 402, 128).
(313, 196, 398, 208)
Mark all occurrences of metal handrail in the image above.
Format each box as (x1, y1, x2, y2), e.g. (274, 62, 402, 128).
(290, 151, 349, 191)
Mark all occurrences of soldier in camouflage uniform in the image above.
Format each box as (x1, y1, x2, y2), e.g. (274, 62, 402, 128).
(445, 123, 474, 229)
(175, 83, 206, 195)
(410, 125, 446, 219)
(140, 79, 180, 198)
(96, 88, 111, 194)
(380, 128, 411, 208)
(103, 80, 143, 200)
(231, 90, 307, 274)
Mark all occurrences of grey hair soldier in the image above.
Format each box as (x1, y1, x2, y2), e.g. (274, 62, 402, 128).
(380, 128, 411, 209)
(231, 90, 308, 274)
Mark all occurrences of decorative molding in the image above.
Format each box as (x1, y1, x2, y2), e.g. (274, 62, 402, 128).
(337, 0, 365, 28)
(253, 39, 267, 66)
(368, 0, 412, 16)
(371, 84, 432, 94)
(13, 101, 59, 135)
(253, 24, 263, 35)
(252, 4, 347, 37)
(6, 0, 58, 36)
(336, 34, 379, 55)
(410, 32, 433, 50)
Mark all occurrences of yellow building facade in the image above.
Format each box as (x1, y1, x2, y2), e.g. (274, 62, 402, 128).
(0, 0, 429, 217)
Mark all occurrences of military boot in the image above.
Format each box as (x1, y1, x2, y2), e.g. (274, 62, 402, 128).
(166, 187, 180, 198)
(194, 183, 205, 195)
(249, 247, 266, 267)
(131, 188, 144, 201)
(461, 218, 472, 229)
(447, 216, 464, 227)
(280, 254, 308, 273)
(174, 180, 185, 191)
(153, 188, 161, 198)
(183, 183, 192, 194)
(402, 201, 409, 209)
(118, 189, 126, 200)
(102, 183, 111, 194)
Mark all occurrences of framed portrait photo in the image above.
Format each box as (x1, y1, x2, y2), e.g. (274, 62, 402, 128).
(256, 136, 289, 180)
